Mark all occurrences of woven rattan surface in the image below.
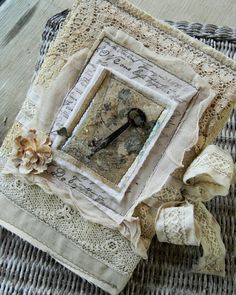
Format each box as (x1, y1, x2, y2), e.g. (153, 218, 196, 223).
(0, 11, 235, 295)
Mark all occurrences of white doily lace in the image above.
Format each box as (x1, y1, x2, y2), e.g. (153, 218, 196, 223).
(162, 207, 187, 244)
(0, 124, 141, 275)
(37, 0, 236, 177)
(150, 144, 235, 276)
(1, 0, 235, 279)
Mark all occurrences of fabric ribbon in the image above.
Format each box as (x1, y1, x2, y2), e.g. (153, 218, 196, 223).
(3, 124, 235, 275)
(154, 145, 235, 276)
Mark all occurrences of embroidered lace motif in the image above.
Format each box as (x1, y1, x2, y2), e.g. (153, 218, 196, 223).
(0, 124, 141, 275)
(163, 207, 186, 244)
(150, 143, 235, 276)
(37, 0, 236, 176)
(151, 185, 183, 203)
(1, 0, 235, 278)
(16, 98, 37, 126)
(134, 203, 155, 241)
(189, 150, 234, 179)
(194, 202, 225, 275)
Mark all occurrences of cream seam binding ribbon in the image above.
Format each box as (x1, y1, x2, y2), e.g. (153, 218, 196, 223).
(154, 144, 235, 277)
(2, 124, 235, 276)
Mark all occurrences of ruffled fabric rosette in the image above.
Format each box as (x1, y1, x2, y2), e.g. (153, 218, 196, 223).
(11, 129, 52, 175)
(4, 126, 236, 277)
(1, 1, 236, 294)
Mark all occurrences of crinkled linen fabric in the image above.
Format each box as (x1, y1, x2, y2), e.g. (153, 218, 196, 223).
(36, 0, 236, 174)
(0, 1, 236, 295)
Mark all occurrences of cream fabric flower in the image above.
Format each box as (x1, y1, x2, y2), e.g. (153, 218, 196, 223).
(12, 129, 52, 174)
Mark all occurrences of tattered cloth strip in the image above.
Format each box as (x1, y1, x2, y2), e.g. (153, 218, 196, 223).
(153, 145, 235, 276)
(3, 129, 235, 277)
(2, 133, 234, 294)
(0, 11, 235, 295)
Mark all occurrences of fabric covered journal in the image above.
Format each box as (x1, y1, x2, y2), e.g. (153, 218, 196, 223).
(0, 1, 236, 294)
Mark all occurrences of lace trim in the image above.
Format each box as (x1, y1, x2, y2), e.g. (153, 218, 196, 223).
(151, 144, 235, 276)
(36, 0, 236, 177)
(163, 207, 186, 244)
(134, 203, 155, 241)
(1, 0, 235, 278)
(194, 202, 226, 276)
(188, 150, 234, 179)
(0, 124, 141, 275)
